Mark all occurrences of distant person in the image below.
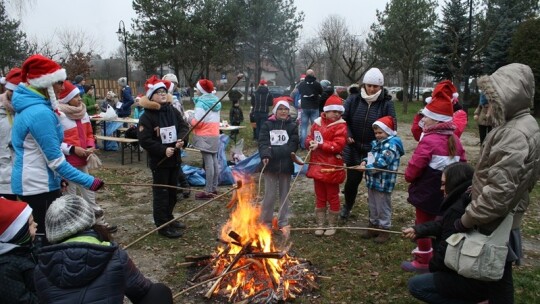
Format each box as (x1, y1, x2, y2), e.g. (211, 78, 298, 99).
(0, 67, 22, 200)
(11, 54, 104, 243)
(317, 79, 335, 113)
(117, 77, 134, 118)
(473, 93, 493, 145)
(34, 195, 174, 303)
(250, 79, 273, 140)
(229, 99, 244, 142)
(100, 91, 117, 113)
(340, 68, 396, 220)
(297, 69, 323, 149)
(72, 75, 85, 96)
(162, 73, 184, 116)
(0, 198, 38, 303)
(189, 79, 221, 200)
(82, 85, 98, 116)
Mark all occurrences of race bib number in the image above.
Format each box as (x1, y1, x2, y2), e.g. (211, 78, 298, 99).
(270, 130, 289, 146)
(314, 130, 323, 144)
(160, 126, 177, 144)
(367, 152, 375, 165)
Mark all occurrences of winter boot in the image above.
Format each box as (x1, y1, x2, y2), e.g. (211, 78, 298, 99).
(324, 211, 339, 236)
(401, 247, 433, 273)
(339, 206, 351, 220)
(361, 222, 379, 239)
(373, 226, 391, 243)
(314, 208, 326, 236)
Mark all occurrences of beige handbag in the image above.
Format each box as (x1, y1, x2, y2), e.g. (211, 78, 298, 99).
(444, 211, 514, 281)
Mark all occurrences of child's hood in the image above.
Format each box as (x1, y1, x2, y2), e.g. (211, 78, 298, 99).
(384, 135, 405, 157)
(195, 94, 221, 112)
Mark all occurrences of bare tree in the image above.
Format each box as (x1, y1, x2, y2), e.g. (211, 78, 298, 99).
(318, 15, 349, 81)
(298, 37, 325, 71)
(338, 32, 377, 84)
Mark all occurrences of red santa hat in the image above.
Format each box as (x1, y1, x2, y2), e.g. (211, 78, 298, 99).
(21, 54, 66, 110)
(5, 67, 22, 91)
(300, 74, 306, 81)
(58, 80, 80, 104)
(373, 116, 397, 136)
(422, 80, 454, 122)
(272, 97, 291, 115)
(144, 75, 167, 98)
(259, 79, 267, 86)
(196, 79, 214, 94)
(0, 198, 32, 254)
(323, 95, 344, 113)
(162, 79, 174, 93)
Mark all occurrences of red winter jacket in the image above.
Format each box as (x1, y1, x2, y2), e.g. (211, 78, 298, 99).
(411, 111, 468, 142)
(305, 114, 347, 184)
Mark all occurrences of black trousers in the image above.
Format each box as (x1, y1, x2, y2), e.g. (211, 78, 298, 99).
(151, 167, 179, 227)
(19, 190, 62, 235)
(478, 125, 493, 145)
(343, 149, 367, 212)
(137, 283, 173, 304)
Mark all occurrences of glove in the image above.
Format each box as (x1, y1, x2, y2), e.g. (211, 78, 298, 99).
(89, 178, 105, 191)
(454, 218, 469, 232)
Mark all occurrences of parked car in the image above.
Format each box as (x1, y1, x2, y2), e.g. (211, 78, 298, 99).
(268, 86, 287, 98)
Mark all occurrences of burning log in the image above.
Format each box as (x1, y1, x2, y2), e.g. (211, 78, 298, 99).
(205, 236, 253, 298)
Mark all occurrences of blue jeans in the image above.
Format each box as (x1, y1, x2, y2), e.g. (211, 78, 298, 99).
(300, 108, 320, 149)
(408, 273, 476, 304)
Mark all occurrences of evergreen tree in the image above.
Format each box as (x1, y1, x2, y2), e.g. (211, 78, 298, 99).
(368, 0, 437, 113)
(0, 0, 29, 73)
(509, 18, 540, 116)
(427, 0, 468, 82)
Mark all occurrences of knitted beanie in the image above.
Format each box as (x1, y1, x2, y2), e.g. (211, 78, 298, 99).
(362, 68, 384, 86)
(45, 195, 96, 244)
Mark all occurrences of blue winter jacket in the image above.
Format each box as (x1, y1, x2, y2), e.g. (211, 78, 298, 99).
(364, 135, 405, 193)
(117, 85, 134, 118)
(34, 234, 153, 304)
(11, 84, 95, 195)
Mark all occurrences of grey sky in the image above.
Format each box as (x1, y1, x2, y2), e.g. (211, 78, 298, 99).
(11, 0, 442, 57)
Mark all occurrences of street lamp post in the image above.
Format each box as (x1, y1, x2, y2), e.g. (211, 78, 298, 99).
(116, 20, 129, 83)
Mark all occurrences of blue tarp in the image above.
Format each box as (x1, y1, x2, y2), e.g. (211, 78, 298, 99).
(102, 121, 123, 151)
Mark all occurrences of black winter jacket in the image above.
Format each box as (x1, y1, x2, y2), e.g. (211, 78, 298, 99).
(137, 96, 189, 169)
(258, 115, 299, 174)
(342, 88, 396, 165)
(251, 86, 273, 113)
(297, 75, 323, 110)
(413, 180, 472, 273)
(0, 247, 38, 303)
(318, 86, 335, 113)
(34, 235, 153, 304)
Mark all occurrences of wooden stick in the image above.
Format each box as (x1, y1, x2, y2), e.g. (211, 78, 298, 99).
(257, 161, 267, 200)
(173, 263, 252, 299)
(276, 150, 312, 224)
(307, 161, 404, 175)
(123, 182, 242, 250)
(107, 182, 205, 193)
(205, 239, 252, 298)
(289, 226, 403, 235)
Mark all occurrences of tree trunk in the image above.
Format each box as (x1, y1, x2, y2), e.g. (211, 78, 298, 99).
(402, 69, 410, 114)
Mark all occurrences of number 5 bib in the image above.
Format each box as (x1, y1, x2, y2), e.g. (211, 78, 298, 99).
(160, 125, 178, 144)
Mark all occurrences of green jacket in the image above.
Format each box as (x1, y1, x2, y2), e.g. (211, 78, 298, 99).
(83, 94, 98, 115)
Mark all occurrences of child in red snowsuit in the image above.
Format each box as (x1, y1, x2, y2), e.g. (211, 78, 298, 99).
(305, 95, 347, 236)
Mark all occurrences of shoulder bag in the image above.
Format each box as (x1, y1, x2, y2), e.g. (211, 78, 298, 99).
(444, 209, 514, 281)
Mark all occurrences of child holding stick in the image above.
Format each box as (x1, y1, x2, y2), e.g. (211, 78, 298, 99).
(258, 98, 299, 237)
(354, 116, 404, 243)
(305, 95, 347, 236)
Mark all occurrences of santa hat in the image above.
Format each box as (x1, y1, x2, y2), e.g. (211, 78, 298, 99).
(259, 79, 267, 86)
(323, 95, 344, 112)
(21, 54, 66, 110)
(363, 68, 384, 86)
(373, 116, 397, 136)
(272, 97, 290, 115)
(5, 67, 22, 91)
(162, 79, 174, 93)
(300, 74, 306, 81)
(422, 80, 454, 122)
(144, 75, 167, 98)
(58, 80, 80, 104)
(196, 79, 214, 94)
(0, 198, 32, 254)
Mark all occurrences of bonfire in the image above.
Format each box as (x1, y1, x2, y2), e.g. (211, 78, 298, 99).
(186, 177, 319, 303)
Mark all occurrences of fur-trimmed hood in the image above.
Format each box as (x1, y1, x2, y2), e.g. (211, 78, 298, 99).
(138, 93, 173, 111)
(477, 63, 535, 127)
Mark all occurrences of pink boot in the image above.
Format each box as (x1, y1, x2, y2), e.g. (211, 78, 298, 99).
(401, 247, 433, 273)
